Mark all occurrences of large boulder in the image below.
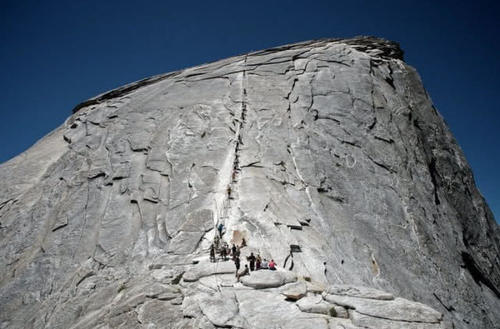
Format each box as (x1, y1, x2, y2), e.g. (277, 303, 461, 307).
(183, 261, 236, 282)
(240, 269, 297, 289)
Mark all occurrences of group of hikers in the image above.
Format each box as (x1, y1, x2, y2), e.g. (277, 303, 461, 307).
(210, 223, 277, 281)
(233, 251, 278, 281)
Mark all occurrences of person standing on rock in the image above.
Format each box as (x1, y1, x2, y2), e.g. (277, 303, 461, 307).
(234, 255, 241, 275)
(247, 252, 256, 271)
(232, 244, 237, 259)
(256, 254, 262, 270)
(210, 244, 216, 262)
(214, 235, 220, 250)
(221, 242, 229, 261)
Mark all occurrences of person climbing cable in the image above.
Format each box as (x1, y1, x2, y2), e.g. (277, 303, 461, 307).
(217, 223, 224, 238)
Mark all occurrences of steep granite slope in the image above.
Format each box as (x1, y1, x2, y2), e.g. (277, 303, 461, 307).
(0, 37, 498, 329)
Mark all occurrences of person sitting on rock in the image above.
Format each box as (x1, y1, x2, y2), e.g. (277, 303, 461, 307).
(269, 259, 277, 271)
(261, 258, 269, 269)
(236, 264, 249, 281)
(210, 244, 216, 262)
(255, 254, 262, 270)
(247, 252, 256, 271)
(234, 256, 241, 275)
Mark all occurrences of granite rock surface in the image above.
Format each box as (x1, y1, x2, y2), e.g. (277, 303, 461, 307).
(0, 36, 499, 329)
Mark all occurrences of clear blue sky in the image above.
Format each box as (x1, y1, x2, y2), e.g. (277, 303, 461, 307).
(1, 0, 498, 222)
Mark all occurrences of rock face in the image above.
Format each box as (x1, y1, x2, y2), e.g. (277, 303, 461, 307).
(0, 36, 499, 329)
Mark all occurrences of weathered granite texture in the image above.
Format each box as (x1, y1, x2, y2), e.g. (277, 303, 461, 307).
(0, 36, 499, 329)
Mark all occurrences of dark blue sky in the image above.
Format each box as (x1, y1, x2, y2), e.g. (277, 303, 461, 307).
(1, 0, 498, 222)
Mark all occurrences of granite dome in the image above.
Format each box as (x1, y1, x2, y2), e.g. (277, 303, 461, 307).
(0, 37, 498, 329)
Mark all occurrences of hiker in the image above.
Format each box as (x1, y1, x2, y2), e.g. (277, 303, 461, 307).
(269, 259, 277, 271)
(231, 244, 237, 260)
(217, 223, 224, 238)
(247, 252, 256, 271)
(234, 256, 241, 274)
(261, 258, 269, 269)
(210, 244, 216, 262)
(220, 244, 227, 261)
(214, 235, 220, 250)
(256, 254, 262, 270)
(241, 238, 246, 247)
(235, 246, 241, 258)
(236, 264, 249, 281)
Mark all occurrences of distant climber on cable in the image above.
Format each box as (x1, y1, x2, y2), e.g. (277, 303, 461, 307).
(217, 223, 224, 237)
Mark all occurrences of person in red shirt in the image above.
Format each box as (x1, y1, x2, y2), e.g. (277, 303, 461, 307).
(269, 259, 277, 270)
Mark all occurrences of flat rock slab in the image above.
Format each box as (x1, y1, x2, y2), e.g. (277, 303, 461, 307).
(328, 318, 364, 329)
(281, 281, 307, 300)
(296, 295, 332, 315)
(235, 289, 312, 328)
(197, 291, 248, 328)
(296, 296, 348, 318)
(180, 209, 214, 232)
(323, 295, 443, 323)
(241, 269, 297, 289)
(351, 311, 446, 329)
(144, 282, 181, 300)
(306, 281, 326, 294)
(325, 285, 394, 300)
(168, 231, 205, 255)
(199, 273, 237, 289)
(283, 317, 329, 329)
(183, 261, 235, 282)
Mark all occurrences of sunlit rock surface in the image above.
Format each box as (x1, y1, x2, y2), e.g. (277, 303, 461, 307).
(0, 36, 499, 329)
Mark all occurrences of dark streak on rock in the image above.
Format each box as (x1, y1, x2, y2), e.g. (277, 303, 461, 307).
(428, 158, 441, 205)
(461, 252, 500, 298)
